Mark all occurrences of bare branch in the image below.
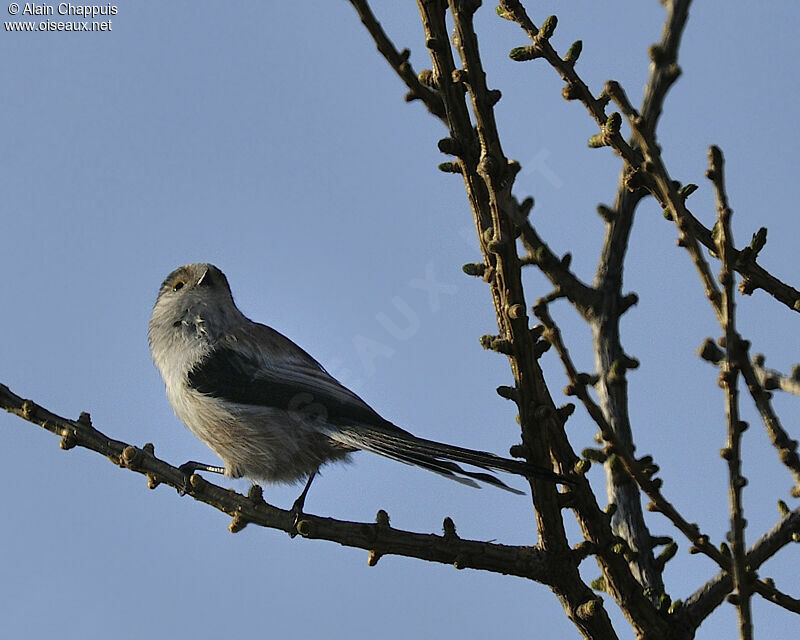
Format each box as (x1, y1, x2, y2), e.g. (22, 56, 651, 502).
(535, 303, 729, 571)
(751, 356, 800, 398)
(0, 382, 574, 581)
(498, 1, 641, 166)
(681, 507, 800, 627)
(587, 0, 693, 600)
(640, 0, 691, 136)
(502, 0, 799, 314)
(738, 361, 800, 493)
(709, 145, 753, 638)
(698, 340, 800, 491)
(498, 0, 694, 599)
(516, 204, 600, 318)
(616, 102, 724, 318)
(347, 0, 446, 120)
(413, 3, 620, 636)
(348, 1, 599, 319)
(536, 296, 800, 633)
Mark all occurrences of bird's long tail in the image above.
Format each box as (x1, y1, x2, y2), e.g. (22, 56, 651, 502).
(331, 424, 573, 495)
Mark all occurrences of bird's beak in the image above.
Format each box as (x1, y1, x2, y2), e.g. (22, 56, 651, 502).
(196, 268, 209, 286)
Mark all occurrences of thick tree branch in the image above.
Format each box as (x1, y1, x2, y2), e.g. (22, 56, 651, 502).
(412, 3, 618, 636)
(0, 382, 568, 581)
(498, 0, 694, 599)
(400, 2, 678, 637)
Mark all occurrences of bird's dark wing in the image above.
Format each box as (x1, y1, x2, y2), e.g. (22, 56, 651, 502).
(187, 322, 390, 428)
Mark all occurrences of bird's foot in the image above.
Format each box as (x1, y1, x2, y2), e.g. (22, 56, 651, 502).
(177, 460, 226, 495)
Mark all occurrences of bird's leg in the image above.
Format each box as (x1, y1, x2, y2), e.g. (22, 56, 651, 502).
(177, 460, 226, 494)
(289, 472, 316, 536)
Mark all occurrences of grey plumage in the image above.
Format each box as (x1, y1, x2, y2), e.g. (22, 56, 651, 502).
(149, 263, 571, 502)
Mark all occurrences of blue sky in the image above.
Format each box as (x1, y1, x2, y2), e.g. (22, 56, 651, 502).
(1, 2, 798, 638)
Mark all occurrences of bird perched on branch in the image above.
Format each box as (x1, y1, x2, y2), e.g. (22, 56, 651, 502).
(149, 263, 572, 511)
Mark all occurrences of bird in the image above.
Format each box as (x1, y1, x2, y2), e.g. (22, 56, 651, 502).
(148, 263, 572, 511)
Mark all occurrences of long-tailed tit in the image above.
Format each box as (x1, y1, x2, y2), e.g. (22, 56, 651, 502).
(149, 263, 572, 510)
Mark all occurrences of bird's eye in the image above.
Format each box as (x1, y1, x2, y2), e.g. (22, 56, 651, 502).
(172, 279, 186, 291)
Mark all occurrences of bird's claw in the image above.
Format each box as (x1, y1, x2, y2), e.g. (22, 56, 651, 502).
(177, 463, 196, 495)
(288, 497, 306, 539)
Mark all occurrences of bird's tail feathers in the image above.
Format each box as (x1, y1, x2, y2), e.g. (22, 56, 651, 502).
(371, 446, 525, 494)
(331, 425, 572, 493)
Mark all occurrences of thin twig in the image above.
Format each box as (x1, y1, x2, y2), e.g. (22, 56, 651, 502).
(639, 0, 691, 136)
(498, 0, 641, 166)
(751, 356, 800, 398)
(737, 358, 800, 490)
(697, 342, 800, 491)
(614, 96, 723, 318)
(516, 207, 600, 317)
(347, 0, 446, 120)
(709, 145, 753, 639)
(739, 359, 800, 491)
